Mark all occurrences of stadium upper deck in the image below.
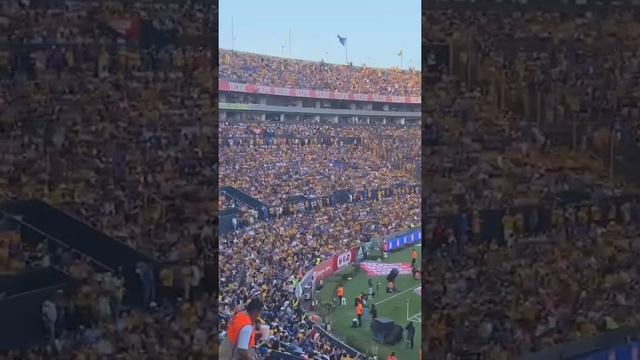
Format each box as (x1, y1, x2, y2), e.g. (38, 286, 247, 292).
(219, 50, 421, 125)
(219, 49, 421, 97)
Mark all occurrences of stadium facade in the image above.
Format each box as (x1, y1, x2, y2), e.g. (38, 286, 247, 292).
(219, 80, 421, 125)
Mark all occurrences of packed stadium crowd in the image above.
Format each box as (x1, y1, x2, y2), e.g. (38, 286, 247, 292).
(219, 49, 421, 97)
(219, 118, 420, 359)
(2, 0, 216, 44)
(220, 123, 420, 205)
(424, 4, 640, 359)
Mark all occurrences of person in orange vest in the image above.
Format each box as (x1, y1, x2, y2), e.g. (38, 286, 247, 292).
(220, 298, 263, 360)
(387, 352, 397, 360)
(355, 302, 363, 327)
(411, 247, 417, 267)
(337, 285, 344, 306)
(354, 293, 362, 307)
(382, 242, 388, 258)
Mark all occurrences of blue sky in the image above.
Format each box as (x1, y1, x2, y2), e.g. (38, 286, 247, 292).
(219, 0, 421, 70)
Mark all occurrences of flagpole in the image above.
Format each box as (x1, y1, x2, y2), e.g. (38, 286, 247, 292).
(289, 29, 291, 57)
(231, 17, 234, 51)
(345, 42, 348, 64)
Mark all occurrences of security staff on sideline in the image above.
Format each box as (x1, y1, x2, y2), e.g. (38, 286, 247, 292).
(411, 248, 417, 267)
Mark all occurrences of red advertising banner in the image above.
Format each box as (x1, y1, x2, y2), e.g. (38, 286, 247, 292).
(313, 258, 337, 286)
(334, 246, 361, 270)
(302, 246, 365, 293)
(219, 80, 421, 104)
(335, 251, 352, 270)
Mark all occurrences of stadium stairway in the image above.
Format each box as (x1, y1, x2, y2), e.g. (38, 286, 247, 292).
(0, 199, 156, 308)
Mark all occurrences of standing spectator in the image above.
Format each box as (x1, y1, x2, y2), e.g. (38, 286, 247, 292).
(136, 262, 155, 308)
(42, 298, 57, 342)
(181, 261, 193, 301)
(405, 321, 415, 349)
(159, 265, 175, 303)
(190, 260, 202, 300)
(370, 304, 378, 320)
(361, 294, 369, 322)
(96, 291, 111, 323)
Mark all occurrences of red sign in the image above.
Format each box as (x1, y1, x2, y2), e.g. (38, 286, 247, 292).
(333, 247, 361, 270)
(219, 80, 421, 104)
(313, 259, 337, 286)
(336, 251, 352, 270)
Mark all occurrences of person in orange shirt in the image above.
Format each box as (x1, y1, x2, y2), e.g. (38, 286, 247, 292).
(337, 285, 344, 306)
(220, 299, 263, 360)
(411, 248, 417, 267)
(356, 302, 363, 327)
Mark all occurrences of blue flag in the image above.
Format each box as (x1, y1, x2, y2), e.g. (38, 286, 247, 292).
(337, 35, 347, 46)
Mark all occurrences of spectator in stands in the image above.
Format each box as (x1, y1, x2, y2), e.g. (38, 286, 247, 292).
(41, 298, 57, 343)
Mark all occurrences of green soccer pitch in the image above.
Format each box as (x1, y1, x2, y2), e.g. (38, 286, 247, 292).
(316, 246, 421, 360)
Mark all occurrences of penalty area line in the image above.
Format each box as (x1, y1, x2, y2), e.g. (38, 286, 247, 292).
(374, 284, 420, 306)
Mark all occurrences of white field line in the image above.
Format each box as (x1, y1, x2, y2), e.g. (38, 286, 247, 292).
(408, 312, 422, 323)
(374, 284, 421, 306)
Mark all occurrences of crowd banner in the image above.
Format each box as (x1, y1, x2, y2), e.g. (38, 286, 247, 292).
(385, 228, 421, 251)
(424, 194, 640, 248)
(219, 80, 421, 104)
(98, 15, 141, 42)
(519, 326, 640, 360)
(275, 183, 420, 217)
(576, 340, 640, 360)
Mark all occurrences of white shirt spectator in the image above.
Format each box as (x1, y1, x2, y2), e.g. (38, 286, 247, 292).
(42, 299, 57, 323)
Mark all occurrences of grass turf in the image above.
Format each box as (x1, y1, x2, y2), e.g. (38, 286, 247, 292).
(317, 246, 421, 360)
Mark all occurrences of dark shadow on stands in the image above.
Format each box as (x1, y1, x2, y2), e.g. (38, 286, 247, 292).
(0, 268, 74, 350)
(1, 200, 156, 308)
